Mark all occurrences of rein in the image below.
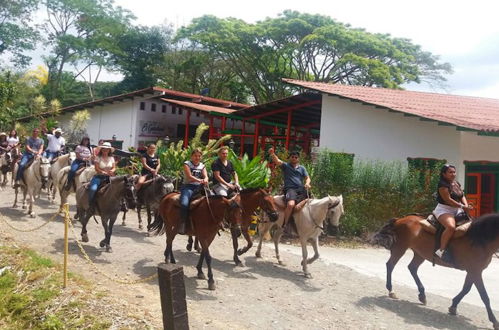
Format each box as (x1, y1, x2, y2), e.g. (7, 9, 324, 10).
(203, 186, 217, 223)
(305, 190, 324, 230)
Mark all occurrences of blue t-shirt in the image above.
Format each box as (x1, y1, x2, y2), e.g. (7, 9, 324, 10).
(281, 162, 308, 189)
(26, 137, 44, 154)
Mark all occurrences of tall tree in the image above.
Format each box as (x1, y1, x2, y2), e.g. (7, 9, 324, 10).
(41, 0, 133, 100)
(178, 11, 452, 103)
(0, 0, 40, 66)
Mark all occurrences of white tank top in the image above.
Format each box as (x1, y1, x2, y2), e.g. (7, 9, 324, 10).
(97, 156, 114, 171)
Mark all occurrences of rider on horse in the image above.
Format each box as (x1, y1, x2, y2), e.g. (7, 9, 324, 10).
(87, 142, 115, 214)
(14, 128, 44, 188)
(212, 146, 240, 197)
(135, 143, 160, 191)
(268, 148, 311, 229)
(43, 127, 65, 162)
(65, 136, 93, 190)
(0, 132, 8, 154)
(178, 148, 209, 234)
(433, 164, 473, 261)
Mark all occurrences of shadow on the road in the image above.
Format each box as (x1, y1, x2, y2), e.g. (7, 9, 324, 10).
(51, 237, 112, 265)
(356, 295, 482, 329)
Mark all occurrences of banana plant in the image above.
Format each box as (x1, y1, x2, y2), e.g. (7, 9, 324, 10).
(229, 150, 270, 189)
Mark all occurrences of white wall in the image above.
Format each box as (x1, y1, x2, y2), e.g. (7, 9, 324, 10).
(459, 132, 499, 166)
(320, 94, 463, 179)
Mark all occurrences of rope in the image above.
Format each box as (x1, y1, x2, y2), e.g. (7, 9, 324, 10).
(66, 212, 158, 284)
(0, 207, 61, 232)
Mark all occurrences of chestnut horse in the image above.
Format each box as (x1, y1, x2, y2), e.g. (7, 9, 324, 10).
(371, 214, 499, 330)
(150, 192, 243, 290)
(186, 188, 279, 266)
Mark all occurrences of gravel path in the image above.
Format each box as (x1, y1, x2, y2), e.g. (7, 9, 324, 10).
(0, 188, 497, 329)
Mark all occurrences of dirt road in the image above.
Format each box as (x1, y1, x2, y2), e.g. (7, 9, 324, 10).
(0, 189, 497, 329)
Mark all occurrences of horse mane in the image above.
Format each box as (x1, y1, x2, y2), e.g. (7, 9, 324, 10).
(466, 213, 499, 246)
(240, 188, 262, 194)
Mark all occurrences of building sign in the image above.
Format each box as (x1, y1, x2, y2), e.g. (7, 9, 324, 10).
(139, 120, 166, 137)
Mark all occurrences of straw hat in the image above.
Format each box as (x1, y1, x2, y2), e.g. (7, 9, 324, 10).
(0, 132, 7, 137)
(54, 127, 63, 134)
(96, 141, 115, 153)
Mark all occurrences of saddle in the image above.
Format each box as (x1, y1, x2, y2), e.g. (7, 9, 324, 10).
(419, 213, 471, 239)
(172, 191, 210, 211)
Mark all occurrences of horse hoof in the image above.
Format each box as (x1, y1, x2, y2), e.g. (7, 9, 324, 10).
(278, 260, 285, 266)
(99, 240, 106, 248)
(186, 244, 192, 252)
(448, 306, 457, 315)
(81, 234, 89, 243)
(255, 252, 262, 258)
(304, 272, 312, 278)
(106, 246, 113, 253)
(208, 281, 216, 290)
(138, 224, 143, 230)
(22, 205, 26, 210)
(493, 321, 499, 330)
(237, 249, 245, 256)
(418, 294, 427, 305)
(197, 273, 206, 280)
(236, 262, 244, 267)
(121, 222, 127, 227)
(388, 292, 398, 299)
(29, 213, 35, 218)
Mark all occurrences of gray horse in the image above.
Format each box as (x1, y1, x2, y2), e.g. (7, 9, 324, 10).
(75, 175, 138, 252)
(13, 157, 51, 217)
(131, 175, 174, 230)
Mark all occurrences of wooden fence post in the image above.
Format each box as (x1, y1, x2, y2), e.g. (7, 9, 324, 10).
(157, 263, 189, 330)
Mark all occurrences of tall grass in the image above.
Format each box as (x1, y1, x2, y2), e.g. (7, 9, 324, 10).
(309, 150, 442, 236)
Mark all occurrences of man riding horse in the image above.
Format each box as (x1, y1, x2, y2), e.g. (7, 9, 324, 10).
(268, 148, 311, 231)
(212, 146, 240, 197)
(14, 128, 44, 188)
(43, 127, 65, 162)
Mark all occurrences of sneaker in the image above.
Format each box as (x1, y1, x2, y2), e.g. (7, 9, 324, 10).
(435, 249, 444, 258)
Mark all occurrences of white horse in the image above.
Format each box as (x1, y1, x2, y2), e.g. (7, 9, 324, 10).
(47, 152, 75, 203)
(56, 165, 96, 212)
(0, 152, 11, 188)
(255, 195, 344, 277)
(13, 157, 51, 217)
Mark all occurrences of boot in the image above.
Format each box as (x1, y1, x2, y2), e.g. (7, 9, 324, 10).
(88, 199, 96, 216)
(178, 214, 188, 235)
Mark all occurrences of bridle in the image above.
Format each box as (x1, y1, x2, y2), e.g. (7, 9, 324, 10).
(123, 176, 137, 208)
(306, 195, 340, 230)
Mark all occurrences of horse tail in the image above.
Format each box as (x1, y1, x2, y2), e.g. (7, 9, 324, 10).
(148, 211, 165, 236)
(370, 218, 398, 250)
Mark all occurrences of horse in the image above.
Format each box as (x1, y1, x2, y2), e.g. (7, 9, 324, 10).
(186, 188, 279, 266)
(75, 175, 138, 252)
(129, 175, 174, 230)
(12, 157, 51, 217)
(255, 195, 344, 277)
(150, 193, 243, 290)
(47, 152, 75, 203)
(371, 214, 499, 330)
(56, 164, 95, 212)
(0, 151, 11, 188)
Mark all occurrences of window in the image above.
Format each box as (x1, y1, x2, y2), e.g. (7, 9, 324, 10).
(171, 106, 176, 114)
(151, 103, 156, 112)
(162, 105, 166, 113)
(139, 102, 145, 110)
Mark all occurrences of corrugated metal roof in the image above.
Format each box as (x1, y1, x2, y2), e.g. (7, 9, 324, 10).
(284, 79, 499, 133)
(160, 98, 236, 114)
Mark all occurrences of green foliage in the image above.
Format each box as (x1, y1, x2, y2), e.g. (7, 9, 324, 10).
(309, 150, 442, 236)
(179, 11, 452, 103)
(229, 150, 270, 188)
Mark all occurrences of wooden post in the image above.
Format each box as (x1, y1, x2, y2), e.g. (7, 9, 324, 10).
(184, 109, 191, 148)
(240, 120, 246, 157)
(285, 111, 292, 150)
(157, 263, 189, 330)
(63, 203, 69, 288)
(253, 119, 260, 157)
(208, 116, 214, 139)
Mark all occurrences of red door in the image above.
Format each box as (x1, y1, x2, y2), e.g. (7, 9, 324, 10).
(466, 172, 496, 217)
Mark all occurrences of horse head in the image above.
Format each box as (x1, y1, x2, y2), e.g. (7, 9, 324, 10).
(123, 175, 138, 209)
(155, 175, 175, 197)
(39, 157, 51, 188)
(68, 152, 76, 165)
(327, 194, 344, 228)
(259, 188, 279, 222)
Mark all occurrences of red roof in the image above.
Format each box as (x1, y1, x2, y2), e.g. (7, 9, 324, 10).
(283, 79, 499, 133)
(160, 98, 235, 114)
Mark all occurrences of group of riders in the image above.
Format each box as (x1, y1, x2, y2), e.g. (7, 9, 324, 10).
(1, 127, 471, 261)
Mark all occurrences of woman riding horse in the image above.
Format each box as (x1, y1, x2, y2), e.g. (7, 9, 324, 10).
(178, 148, 208, 234)
(65, 136, 92, 190)
(135, 143, 160, 191)
(88, 142, 115, 214)
(7, 129, 20, 175)
(433, 164, 473, 261)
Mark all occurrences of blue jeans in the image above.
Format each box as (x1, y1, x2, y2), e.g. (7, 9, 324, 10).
(179, 184, 201, 219)
(67, 159, 85, 184)
(43, 150, 59, 161)
(16, 152, 34, 181)
(88, 175, 108, 202)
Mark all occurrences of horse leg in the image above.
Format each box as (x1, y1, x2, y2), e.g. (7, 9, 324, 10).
(386, 244, 408, 299)
(186, 236, 194, 251)
(231, 227, 243, 266)
(196, 251, 206, 280)
(474, 273, 498, 329)
(300, 238, 311, 277)
(237, 226, 253, 256)
(28, 189, 35, 218)
(254, 222, 268, 258)
(165, 235, 176, 264)
(449, 272, 474, 315)
(21, 187, 27, 210)
(273, 226, 285, 265)
(205, 247, 216, 290)
(13, 186, 18, 208)
(136, 204, 142, 229)
(407, 253, 427, 305)
(80, 213, 91, 242)
(103, 214, 117, 252)
(307, 236, 320, 264)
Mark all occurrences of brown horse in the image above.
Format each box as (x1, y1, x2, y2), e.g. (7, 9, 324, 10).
(371, 214, 499, 330)
(150, 192, 243, 290)
(186, 188, 279, 266)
